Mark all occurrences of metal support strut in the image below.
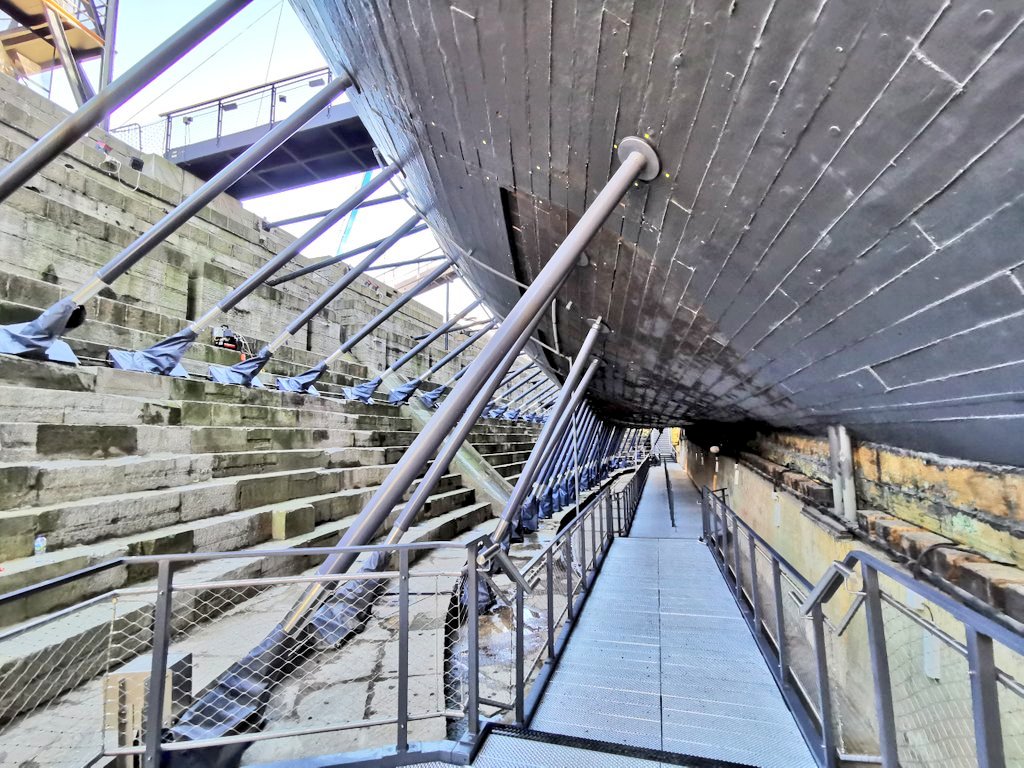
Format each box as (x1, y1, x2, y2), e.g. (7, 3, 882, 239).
(279, 136, 659, 631)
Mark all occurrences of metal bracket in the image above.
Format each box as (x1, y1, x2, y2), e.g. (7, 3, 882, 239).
(617, 136, 660, 181)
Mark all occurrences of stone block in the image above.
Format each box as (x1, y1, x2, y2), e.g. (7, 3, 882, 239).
(272, 504, 316, 540)
(956, 561, 1024, 613)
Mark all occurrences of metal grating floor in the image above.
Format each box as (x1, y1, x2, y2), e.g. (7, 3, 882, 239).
(529, 464, 817, 768)
(629, 462, 704, 539)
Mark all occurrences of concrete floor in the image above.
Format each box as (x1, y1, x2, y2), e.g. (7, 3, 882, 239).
(526, 462, 817, 767)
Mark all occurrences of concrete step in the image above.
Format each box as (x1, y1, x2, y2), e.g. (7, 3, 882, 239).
(491, 461, 527, 479)
(0, 444, 417, 508)
(0, 420, 417, 461)
(0, 462, 451, 560)
(470, 440, 536, 456)
(0, 473, 472, 628)
(479, 450, 533, 467)
(0, 498, 492, 725)
(0, 385, 412, 434)
(0, 355, 375, 409)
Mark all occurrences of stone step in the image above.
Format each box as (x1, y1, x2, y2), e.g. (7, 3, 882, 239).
(479, 450, 533, 467)
(491, 461, 527, 479)
(470, 440, 536, 456)
(0, 354, 380, 416)
(0, 445, 415, 508)
(0, 385, 412, 433)
(0, 462, 452, 560)
(0, 498, 492, 725)
(0, 474, 472, 628)
(0, 420, 417, 461)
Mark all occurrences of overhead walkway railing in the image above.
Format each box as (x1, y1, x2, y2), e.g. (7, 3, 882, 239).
(111, 67, 345, 156)
(0, 458, 651, 766)
(702, 488, 1024, 768)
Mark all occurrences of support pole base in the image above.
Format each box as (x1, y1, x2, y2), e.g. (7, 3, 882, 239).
(0, 298, 82, 364)
(106, 328, 197, 378)
(387, 378, 421, 404)
(418, 384, 446, 409)
(343, 377, 382, 403)
(275, 361, 327, 394)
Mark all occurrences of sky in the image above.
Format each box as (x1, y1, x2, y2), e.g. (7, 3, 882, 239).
(41, 0, 488, 325)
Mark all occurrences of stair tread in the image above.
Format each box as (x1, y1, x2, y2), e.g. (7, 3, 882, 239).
(0, 498, 492, 645)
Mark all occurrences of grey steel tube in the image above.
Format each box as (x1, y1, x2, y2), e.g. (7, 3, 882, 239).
(541, 410, 597, 501)
(0, 0, 253, 204)
(504, 381, 556, 411)
(71, 73, 353, 304)
(490, 331, 601, 546)
(280, 138, 657, 627)
(367, 254, 447, 272)
(495, 362, 537, 391)
(266, 193, 404, 228)
(323, 259, 453, 365)
(271, 213, 421, 350)
(385, 301, 480, 374)
(495, 370, 544, 402)
(531, 386, 598, 497)
(420, 322, 495, 377)
(192, 163, 400, 329)
(384, 319, 543, 544)
(268, 224, 429, 286)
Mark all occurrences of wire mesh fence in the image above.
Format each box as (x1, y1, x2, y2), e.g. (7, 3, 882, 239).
(0, 544, 470, 767)
(0, 459, 650, 767)
(702, 485, 1024, 768)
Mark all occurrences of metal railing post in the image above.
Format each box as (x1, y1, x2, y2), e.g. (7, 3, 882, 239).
(811, 604, 838, 768)
(144, 560, 174, 767)
(546, 549, 555, 658)
(578, 519, 587, 587)
(565, 538, 574, 622)
(772, 558, 788, 680)
(605, 494, 614, 548)
(397, 548, 410, 752)
(731, 515, 742, 599)
(861, 563, 899, 767)
(748, 536, 761, 633)
(467, 541, 481, 737)
(966, 628, 1005, 768)
(515, 582, 525, 725)
(589, 503, 597, 576)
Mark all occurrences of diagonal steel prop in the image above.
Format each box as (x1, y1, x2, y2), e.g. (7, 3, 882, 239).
(386, 321, 496, 404)
(343, 299, 481, 402)
(276, 258, 455, 394)
(107, 163, 401, 376)
(208, 213, 422, 387)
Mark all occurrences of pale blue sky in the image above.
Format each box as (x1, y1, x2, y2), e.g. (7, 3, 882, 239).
(45, 0, 486, 323)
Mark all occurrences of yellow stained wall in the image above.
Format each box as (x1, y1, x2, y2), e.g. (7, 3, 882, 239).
(684, 440, 1024, 763)
(754, 433, 1024, 567)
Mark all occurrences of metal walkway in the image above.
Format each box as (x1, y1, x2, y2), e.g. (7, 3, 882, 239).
(526, 462, 817, 768)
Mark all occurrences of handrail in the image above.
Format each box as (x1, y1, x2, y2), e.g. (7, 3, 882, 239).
(800, 550, 1024, 656)
(704, 488, 812, 591)
(159, 67, 331, 118)
(702, 484, 1024, 768)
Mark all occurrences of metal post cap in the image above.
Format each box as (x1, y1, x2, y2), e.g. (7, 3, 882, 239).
(617, 136, 660, 181)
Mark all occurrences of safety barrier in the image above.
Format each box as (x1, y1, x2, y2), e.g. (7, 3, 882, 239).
(0, 460, 649, 767)
(702, 487, 1024, 768)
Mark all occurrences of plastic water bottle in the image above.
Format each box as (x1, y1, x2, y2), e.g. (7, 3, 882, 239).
(33, 535, 47, 555)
